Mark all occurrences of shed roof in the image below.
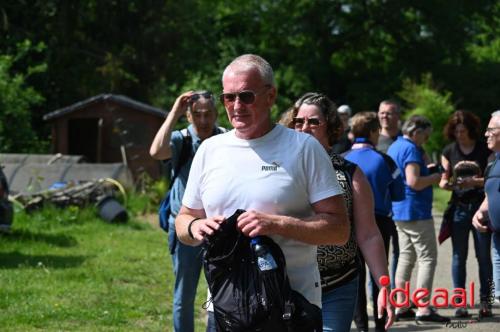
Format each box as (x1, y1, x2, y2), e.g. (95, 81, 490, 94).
(43, 94, 167, 121)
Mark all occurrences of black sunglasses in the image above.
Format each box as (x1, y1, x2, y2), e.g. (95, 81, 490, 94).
(292, 117, 321, 127)
(219, 85, 271, 105)
(190, 92, 213, 102)
(219, 90, 259, 105)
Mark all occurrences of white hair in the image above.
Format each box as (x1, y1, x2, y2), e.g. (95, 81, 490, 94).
(222, 54, 275, 86)
(492, 110, 500, 118)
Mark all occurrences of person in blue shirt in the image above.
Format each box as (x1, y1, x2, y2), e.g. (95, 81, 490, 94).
(344, 111, 404, 332)
(149, 90, 224, 332)
(473, 110, 500, 310)
(387, 115, 449, 323)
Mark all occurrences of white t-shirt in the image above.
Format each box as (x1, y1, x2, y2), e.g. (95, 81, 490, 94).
(182, 124, 342, 308)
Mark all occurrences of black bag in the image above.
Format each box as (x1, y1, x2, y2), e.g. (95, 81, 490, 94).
(158, 130, 192, 232)
(159, 127, 226, 232)
(438, 201, 454, 245)
(203, 209, 322, 332)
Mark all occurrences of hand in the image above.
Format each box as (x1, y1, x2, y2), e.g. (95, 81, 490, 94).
(429, 172, 442, 184)
(456, 176, 478, 189)
(377, 287, 395, 330)
(171, 91, 195, 118)
(472, 210, 489, 233)
(189, 216, 225, 241)
(237, 210, 277, 237)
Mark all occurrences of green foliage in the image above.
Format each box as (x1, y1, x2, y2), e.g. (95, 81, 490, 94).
(398, 73, 454, 155)
(127, 177, 169, 215)
(0, 40, 48, 153)
(1, 0, 499, 145)
(466, 2, 500, 63)
(433, 186, 452, 213)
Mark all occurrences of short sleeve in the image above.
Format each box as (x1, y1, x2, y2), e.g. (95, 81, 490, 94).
(402, 145, 421, 169)
(442, 143, 453, 162)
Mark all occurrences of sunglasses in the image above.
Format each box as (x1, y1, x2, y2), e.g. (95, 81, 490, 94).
(293, 117, 322, 128)
(190, 92, 213, 102)
(219, 86, 270, 106)
(486, 127, 500, 134)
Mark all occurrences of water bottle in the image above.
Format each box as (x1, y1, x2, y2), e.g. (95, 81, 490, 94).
(251, 237, 278, 271)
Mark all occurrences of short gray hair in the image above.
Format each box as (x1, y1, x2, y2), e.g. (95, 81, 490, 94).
(222, 54, 275, 86)
(402, 115, 432, 136)
(379, 99, 401, 113)
(492, 110, 500, 118)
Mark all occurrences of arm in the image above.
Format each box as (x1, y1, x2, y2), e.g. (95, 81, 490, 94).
(149, 91, 193, 160)
(176, 194, 350, 246)
(457, 175, 484, 189)
(352, 168, 394, 329)
(472, 197, 489, 232)
(175, 205, 225, 246)
(405, 163, 441, 191)
(439, 155, 453, 190)
(237, 194, 350, 245)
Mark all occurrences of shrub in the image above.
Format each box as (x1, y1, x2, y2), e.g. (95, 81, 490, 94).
(398, 73, 454, 157)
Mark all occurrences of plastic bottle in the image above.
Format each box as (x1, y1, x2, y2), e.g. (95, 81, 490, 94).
(251, 237, 278, 271)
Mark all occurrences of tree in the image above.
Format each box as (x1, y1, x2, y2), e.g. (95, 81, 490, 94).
(398, 73, 454, 156)
(0, 40, 47, 153)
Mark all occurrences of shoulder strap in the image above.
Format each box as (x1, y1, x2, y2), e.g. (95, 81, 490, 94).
(216, 126, 228, 134)
(485, 157, 498, 180)
(169, 129, 193, 188)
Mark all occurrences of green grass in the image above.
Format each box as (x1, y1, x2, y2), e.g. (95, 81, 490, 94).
(0, 203, 208, 331)
(1, 186, 453, 331)
(433, 186, 452, 213)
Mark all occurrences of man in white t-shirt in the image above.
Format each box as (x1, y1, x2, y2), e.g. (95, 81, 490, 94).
(175, 54, 349, 331)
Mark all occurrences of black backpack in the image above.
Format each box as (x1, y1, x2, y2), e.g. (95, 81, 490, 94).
(203, 209, 322, 332)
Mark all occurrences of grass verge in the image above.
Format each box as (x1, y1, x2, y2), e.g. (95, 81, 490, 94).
(0, 203, 208, 331)
(433, 186, 452, 213)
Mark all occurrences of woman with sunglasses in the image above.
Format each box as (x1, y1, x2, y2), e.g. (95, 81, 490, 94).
(281, 92, 394, 332)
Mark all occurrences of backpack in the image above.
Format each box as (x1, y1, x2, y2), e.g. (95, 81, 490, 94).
(158, 127, 227, 232)
(203, 209, 322, 332)
(158, 129, 192, 232)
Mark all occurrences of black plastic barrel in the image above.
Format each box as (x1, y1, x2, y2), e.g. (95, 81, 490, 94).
(97, 196, 128, 223)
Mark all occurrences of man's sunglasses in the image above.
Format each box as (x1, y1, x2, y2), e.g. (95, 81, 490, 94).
(190, 92, 213, 102)
(219, 86, 271, 105)
(292, 117, 322, 127)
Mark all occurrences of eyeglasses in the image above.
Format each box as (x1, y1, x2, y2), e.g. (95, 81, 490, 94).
(486, 127, 500, 134)
(292, 117, 322, 128)
(219, 85, 271, 106)
(190, 92, 213, 102)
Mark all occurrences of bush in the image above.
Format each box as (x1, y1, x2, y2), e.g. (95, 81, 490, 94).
(398, 73, 454, 157)
(0, 40, 48, 153)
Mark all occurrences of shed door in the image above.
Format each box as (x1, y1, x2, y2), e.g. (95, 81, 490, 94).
(68, 118, 101, 162)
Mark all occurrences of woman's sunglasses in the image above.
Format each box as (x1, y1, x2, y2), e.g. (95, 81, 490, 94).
(292, 117, 322, 128)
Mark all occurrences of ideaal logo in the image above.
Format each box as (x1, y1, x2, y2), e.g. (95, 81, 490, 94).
(378, 276, 498, 328)
(379, 275, 476, 309)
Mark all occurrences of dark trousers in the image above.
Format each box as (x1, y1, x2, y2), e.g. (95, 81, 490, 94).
(354, 215, 395, 331)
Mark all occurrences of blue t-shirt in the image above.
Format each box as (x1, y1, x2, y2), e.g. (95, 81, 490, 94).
(387, 136, 433, 221)
(485, 154, 500, 232)
(345, 147, 404, 217)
